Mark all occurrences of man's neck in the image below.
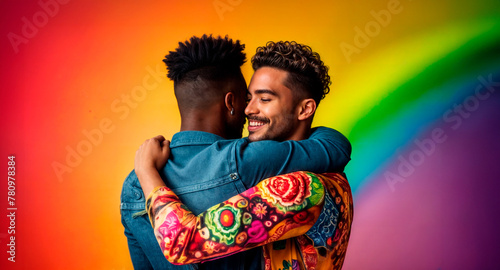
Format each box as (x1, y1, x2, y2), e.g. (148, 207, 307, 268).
(179, 109, 227, 138)
(286, 121, 312, 141)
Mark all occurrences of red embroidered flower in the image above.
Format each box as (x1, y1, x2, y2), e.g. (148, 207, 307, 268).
(292, 210, 313, 224)
(219, 209, 234, 227)
(261, 172, 312, 207)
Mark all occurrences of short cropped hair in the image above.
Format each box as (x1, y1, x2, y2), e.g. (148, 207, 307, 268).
(164, 34, 246, 85)
(163, 35, 246, 110)
(251, 41, 331, 105)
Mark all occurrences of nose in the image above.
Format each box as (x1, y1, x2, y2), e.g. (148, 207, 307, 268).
(245, 97, 258, 116)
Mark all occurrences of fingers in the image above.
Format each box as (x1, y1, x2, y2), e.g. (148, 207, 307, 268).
(136, 135, 170, 157)
(136, 136, 171, 158)
(138, 135, 166, 148)
(134, 135, 172, 174)
(161, 140, 170, 156)
(153, 135, 166, 142)
(161, 139, 170, 147)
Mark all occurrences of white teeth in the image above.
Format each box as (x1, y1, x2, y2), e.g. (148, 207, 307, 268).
(249, 121, 265, 127)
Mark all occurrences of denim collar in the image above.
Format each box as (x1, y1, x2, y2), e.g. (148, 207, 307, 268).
(170, 131, 226, 148)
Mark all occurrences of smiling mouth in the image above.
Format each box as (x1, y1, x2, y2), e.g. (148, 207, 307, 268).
(249, 120, 265, 127)
(247, 119, 268, 132)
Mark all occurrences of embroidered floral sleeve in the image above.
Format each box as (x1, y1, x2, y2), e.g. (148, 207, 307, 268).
(263, 172, 354, 270)
(146, 171, 326, 265)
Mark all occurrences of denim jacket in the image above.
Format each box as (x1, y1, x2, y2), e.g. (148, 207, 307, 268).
(120, 127, 351, 270)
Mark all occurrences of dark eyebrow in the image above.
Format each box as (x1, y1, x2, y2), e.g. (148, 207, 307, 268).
(254, 89, 278, 96)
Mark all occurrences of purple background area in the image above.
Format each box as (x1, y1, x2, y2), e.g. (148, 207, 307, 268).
(344, 90, 500, 269)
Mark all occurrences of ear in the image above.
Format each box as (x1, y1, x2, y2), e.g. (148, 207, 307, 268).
(224, 92, 234, 113)
(297, 98, 317, 121)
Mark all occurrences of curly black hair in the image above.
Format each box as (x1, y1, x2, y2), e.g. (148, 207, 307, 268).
(251, 41, 331, 105)
(163, 34, 246, 84)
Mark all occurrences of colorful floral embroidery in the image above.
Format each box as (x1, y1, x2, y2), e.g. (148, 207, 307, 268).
(258, 173, 316, 212)
(252, 203, 268, 219)
(204, 206, 242, 245)
(305, 189, 339, 248)
(263, 173, 353, 270)
(279, 259, 299, 270)
(146, 171, 353, 270)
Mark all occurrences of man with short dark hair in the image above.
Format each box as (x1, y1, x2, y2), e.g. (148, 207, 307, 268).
(121, 36, 351, 270)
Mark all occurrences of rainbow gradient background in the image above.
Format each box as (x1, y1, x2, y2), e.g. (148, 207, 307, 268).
(1, 0, 499, 269)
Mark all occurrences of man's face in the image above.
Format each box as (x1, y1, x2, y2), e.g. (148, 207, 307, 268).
(245, 67, 299, 142)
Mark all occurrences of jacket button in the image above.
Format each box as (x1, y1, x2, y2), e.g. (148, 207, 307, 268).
(230, 173, 238, 180)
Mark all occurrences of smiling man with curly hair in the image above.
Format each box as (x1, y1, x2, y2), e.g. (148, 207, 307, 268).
(246, 41, 332, 142)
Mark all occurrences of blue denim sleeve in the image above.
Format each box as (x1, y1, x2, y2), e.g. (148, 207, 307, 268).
(120, 171, 195, 270)
(236, 126, 351, 188)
